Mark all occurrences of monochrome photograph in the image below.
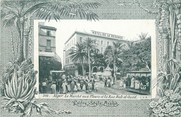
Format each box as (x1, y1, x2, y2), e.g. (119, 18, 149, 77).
(37, 20, 156, 97)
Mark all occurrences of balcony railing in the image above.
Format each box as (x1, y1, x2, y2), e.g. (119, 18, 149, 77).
(45, 48, 52, 52)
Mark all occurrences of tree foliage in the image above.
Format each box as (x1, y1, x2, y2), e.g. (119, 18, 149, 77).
(103, 33, 151, 76)
(91, 49, 106, 67)
(120, 35, 151, 75)
(39, 56, 62, 81)
(69, 42, 87, 75)
(68, 38, 97, 75)
(104, 42, 127, 66)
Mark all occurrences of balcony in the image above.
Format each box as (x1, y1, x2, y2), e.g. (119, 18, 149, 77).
(45, 48, 52, 52)
(39, 51, 55, 57)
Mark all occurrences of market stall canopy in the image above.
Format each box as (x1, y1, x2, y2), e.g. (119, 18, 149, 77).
(103, 66, 112, 76)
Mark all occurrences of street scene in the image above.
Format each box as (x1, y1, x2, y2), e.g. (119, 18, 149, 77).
(38, 20, 154, 96)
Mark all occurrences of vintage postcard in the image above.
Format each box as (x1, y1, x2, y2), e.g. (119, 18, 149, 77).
(34, 19, 157, 99)
(0, 0, 181, 117)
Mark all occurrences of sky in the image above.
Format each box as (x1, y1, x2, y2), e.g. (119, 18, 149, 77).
(41, 19, 156, 65)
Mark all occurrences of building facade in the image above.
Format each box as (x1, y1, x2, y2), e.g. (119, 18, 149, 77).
(38, 24, 62, 76)
(64, 30, 128, 75)
(38, 24, 61, 59)
(39, 25, 56, 54)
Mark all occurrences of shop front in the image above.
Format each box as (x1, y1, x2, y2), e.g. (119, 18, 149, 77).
(125, 71, 151, 95)
(64, 64, 78, 76)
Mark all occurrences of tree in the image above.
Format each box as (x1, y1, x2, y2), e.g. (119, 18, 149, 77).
(83, 38, 96, 78)
(39, 56, 62, 82)
(121, 34, 151, 73)
(1, 0, 101, 63)
(69, 42, 87, 75)
(104, 41, 128, 83)
(91, 49, 106, 67)
(131, 34, 151, 70)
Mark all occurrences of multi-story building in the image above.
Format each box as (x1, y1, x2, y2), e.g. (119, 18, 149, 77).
(38, 24, 62, 76)
(38, 24, 61, 61)
(64, 30, 128, 75)
(39, 25, 56, 55)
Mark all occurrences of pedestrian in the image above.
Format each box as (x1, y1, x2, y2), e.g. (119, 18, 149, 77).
(76, 77, 81, 91)
(146, 78, 150, 91)
(80, 77, 84, 91)
(119, 79, 124, 88)
(67, 76, 72, 92)
(70, 78, 75, 93)
(57, 77, 62, 93)
(55, 79, 59, 93)
(85, 79, 89, 93)
(107, 77, 111, 87)
(62, 74, 67, 94)
(91, 77, 95, 91)
(123, 80, 126, 88)
(74, 78, 78, 92)
(104, 77, 107, 87)
(130, 76, 135, 88)
(51, 81, 56, 94)
(94, 81, 98, 92)
(42, 79, 47, 93)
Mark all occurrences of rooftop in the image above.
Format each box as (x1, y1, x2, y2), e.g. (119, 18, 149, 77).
(65, 30, 126, 44)
(39, 25, 57, 31)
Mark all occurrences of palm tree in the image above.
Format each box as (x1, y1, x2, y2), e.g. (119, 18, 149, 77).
(91, 49, 106, 66)
(104, 41, 128, 83)
(1, 0, 101, 63)
(138, 33, 148, 40)
(69, 42, 87, 75)
(83, 37, 96, 78)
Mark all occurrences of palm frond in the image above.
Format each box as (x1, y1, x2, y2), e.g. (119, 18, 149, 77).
(1, 4, 19, 18)
(169, 73, 180, 90)
(34, 1, 100, 21)
(68, 42, 87, 63)
(1, 0, 100, 26)
(83, 38, 96, 50)
(22, 2, 50, 16)
(104, 45, 113, 55)
(138, 33, 148, 40)
(80, 2, 101, 9)
(2, 14, 17, 27)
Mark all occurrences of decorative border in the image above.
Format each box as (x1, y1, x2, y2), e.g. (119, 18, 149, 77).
(2, 0, 181, 116)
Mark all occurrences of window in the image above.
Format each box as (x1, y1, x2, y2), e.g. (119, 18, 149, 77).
(46, 40, 51, 51)
(93, 40, 96, 44)
(107, 41, 109, 46)
(94, 40, 97, 44)
(47, 31, 50, 36)
(80, 37, 82, 42)
(101, 40, 103, 45)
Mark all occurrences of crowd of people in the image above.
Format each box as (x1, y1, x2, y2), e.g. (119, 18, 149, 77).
(39, 73, 151, 95)
(125, 75, 150, 91)
(39, 74, 97, 94)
